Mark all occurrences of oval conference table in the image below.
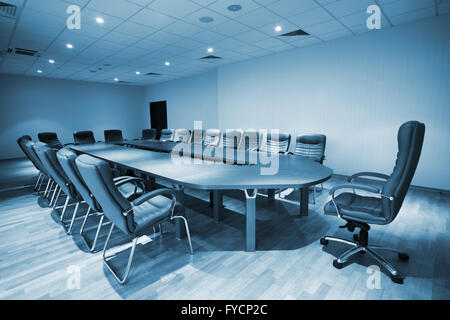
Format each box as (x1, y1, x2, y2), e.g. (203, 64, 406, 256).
(70, 141, 333, 252)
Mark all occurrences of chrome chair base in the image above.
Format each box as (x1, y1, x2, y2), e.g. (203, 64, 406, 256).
(102, 217, 194, 285)
(320, 236, 409, 284)
(80, 211, 107, 252)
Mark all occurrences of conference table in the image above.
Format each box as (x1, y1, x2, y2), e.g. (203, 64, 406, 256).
(70, 141, 332, 252)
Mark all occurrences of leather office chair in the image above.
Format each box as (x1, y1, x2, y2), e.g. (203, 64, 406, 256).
(73, 131, 95, 145)
(104, 129, 123, 144)
(191, 129, 205, 145)
(57, 148, 143, 251)
(38, 132, 64, 149)
(241, 129, 261, 151)
(284, 135, 327, 203)
(76, 154, 193, 284)
(33, 142, 83, 234)
(203, 129, 221, 147)
(159, 129, 175, 142)
(24, 140, 54, 197)
(17, 135, 45, 191)
(259, 132, 291, 154)
(142, 128, 157, 140)
(321, 121, 425, 284)
(222, 129, 243, 149)
(174, 129, 191, 143)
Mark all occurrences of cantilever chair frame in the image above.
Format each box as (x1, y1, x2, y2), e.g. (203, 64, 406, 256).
(102, 188, 194, 284)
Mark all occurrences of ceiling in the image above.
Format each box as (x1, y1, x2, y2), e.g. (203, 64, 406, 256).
(0, 0, 448, 86)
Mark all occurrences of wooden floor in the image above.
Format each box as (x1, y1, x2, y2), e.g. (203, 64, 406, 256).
(0, 158, 449, 300)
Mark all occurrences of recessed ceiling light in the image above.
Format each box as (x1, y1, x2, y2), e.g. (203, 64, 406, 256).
(66, 43, 73, 49)
(207, 47, 214, 53)
(165, 61, 170, 66)
(199, 16, 214, 23)
(136, 71, 141, 75)
(274, 25, 282, 32)
(37, 70, 43, 73)
(114, 78, 119, 82)
(48, 59, 55, 64)
(227, 4, 242, 12)
(96, 17, 104, 24)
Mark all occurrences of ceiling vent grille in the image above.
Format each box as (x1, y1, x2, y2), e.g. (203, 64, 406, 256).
(13, 47, 39, 56)
(145, 72, 162, 76)
(279, 29, 309, 37)
(200, 55, 222, 60)
(0, 2, 18, 19)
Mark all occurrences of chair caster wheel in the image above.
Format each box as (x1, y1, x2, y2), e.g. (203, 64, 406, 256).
(353, 234, 358, 241)
(391, 274, 404, 284)
(398, 253, 409, 262)
(320, 238, 328, 245)
(333, 259, 344, 269)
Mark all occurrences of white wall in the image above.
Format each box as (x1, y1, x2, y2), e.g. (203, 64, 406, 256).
(0, 75, 146, 159)
(144, 71, 218, 130)
(145, 15, 450, 190)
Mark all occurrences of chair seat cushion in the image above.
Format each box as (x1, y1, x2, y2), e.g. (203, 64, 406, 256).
(133, 195, 173, 235)
(117, 183, 143, 201)
(324, 192, 386, 224)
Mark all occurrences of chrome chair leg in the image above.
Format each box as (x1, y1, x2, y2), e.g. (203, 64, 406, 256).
(172, 215, 194, 255)
(52, 188, 62, 209)
(43, 179, 52, 197)
(66, 202, 80, 235)
(322, 236, 357, 247)
(60, 196, 70, 221)
(365, 247, 401, 277)
(102, 224, 138, 285)
(80, 213, 105, 252)
(37, 176, 46, 192)
(49, 185, 59, 207)
(34, 173, 42, 190)
(336, 246, 365, 264)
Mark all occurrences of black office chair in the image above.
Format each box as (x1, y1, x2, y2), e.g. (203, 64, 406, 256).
(74, 131, 95, 145)
(57, 148, 144, 251)
(38, 132, 64, 149)
(33, 142, 83, 234)
(17, 135, 45, 191)
(75, 154, 193, 284)
(159, 129, 175, 142)
(104, 129, 123, 144)
(284, 135, 327, 203)
(142, 128, 157, 140)
(24, 140, 53, 196)
(321, 121, 425, 284)
(241, 129, 261, 151)
(259, 132, 291, 154)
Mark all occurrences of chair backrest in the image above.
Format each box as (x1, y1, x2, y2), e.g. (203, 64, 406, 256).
(38, 132, 63, 149)
(104, 130, 123, 143)
(174, 129, 191, 143)
(33, 142, 77, 199)
(24, 140, 48, 175)
(294, 134, 326, 163)
(203, 129, 221, 147)
(57, 148, 101, 212)
(73, 131, 95, 145)
(142, 128, 157, 140)
(159, 129, 175, 142)
(381, 121, 425, 223)
(222, 129, 242, 149)
(17, 135, 41, 170)
(264, 132, 291, 153)
(76, 154, 134, 235)
(241, 129, 261, 151)
(191, 129, 205, 145)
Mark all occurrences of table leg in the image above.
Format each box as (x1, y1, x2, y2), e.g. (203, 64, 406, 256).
(173, 184, 186, 239)
(213, 190, 223, 222)
(300, 187, 309, 217)
(244, 189, 257, 252)
(267, 189, 275, 199)
(148, 176, 156, 190)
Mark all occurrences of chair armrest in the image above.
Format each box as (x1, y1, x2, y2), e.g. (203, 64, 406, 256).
(132, 188, 177, 215)
(348, 172, 389, 183)
(329, 183, 381, 196)
(63, 143, 74, 147)
(115, 177, 146, 189)
(286, 151, 294, 155)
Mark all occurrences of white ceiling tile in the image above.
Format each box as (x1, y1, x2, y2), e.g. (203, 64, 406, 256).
(26, 0, 72, 19)
(145, 30, 184, 44)
(381, 0, 435, 18)
(174, 38, 206, 50)
(210, 20, 252, 36)
(149, 0, 202, 18)
(252, 0, 280, 6)
(88, 0, 142, 19)
(81, 8, 125, 30)
(207, 0, 260, 18)
(125, 0, 156, 7)
(289, 7, 333, 27)
(101, 31, 141, 46)
(289, 36, 321, 48)
(389, 6, 436, 25)
(320, 28, 352, 41)
(233, 29, 270, 43)
(324, 0, 378, 18)
(232, 43, 263, 54)
(189, 30, 228, 43)
(258, 19, 299, 37)
(134, 38, 167, 51)
(163, 20, 204, 37)
(114, 21, 157, 38)
(189, 0, 219, 7)
(181, 8, 229, 28)
(303, 19, 345, 36)
(130, 8, 177, 29)
(267, 0, 318, 17)
(235, 7, 282, 27)
(214, 37, 245, 49)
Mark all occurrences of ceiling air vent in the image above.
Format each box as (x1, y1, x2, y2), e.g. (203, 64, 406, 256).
(0, 2, 18, 19)
(119, 80, 131, 84)
(200, 55, 222, 60)
(145, 72, 162, 76)
(279, 29, 309, 37)
(14, 47, 39, 56)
